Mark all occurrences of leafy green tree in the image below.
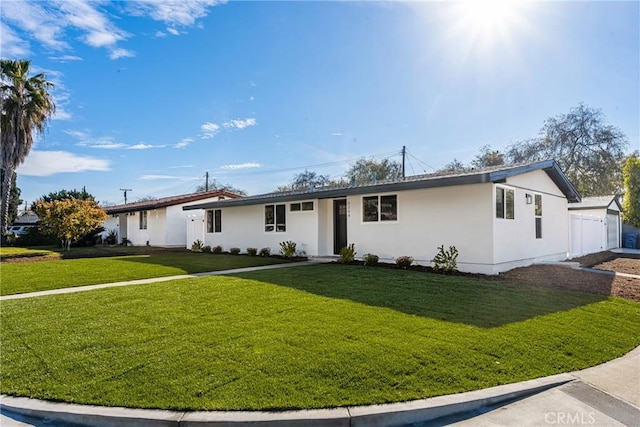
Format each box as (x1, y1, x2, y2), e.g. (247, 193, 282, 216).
(471, 145, 505, 168)
(1, 59, 55, 236)
(440, 159, 467, 174)
(622, 153, 640, 228)
(277, 169, 338, 192)
(345, 158, 402, 184)
(34, 198, 107, 251)
(35, 187, 95, 205)
(0, 168, 22, 225)
(195, 180, 247, 196)
(506, 104, 628, 196)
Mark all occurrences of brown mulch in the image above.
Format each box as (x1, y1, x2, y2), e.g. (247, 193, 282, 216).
(499, 252, 640, 302)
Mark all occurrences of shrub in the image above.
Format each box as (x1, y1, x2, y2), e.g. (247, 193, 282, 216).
(247, 247, 258, 256)
(191, 239, 204, 252)
(259, 247, 271, 257)
(363, 253, 379, 266)
(15, 227, 57, 246)
(212, 245, 223, 254)
(121, 237, 132, 246)
(229, 247, 241, 255)
(338, 243, 356, 263)
(104, 229, 118, 245)
(202, 245, 212, 253)
(280, 241, 297, 258)
(395, 256, 414, 269)
(432, 245, 459, 273)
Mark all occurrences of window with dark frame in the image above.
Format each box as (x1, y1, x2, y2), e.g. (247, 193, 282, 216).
(265, 204, 286, 232)
(207, 209, 222, 233)
(363, 195, 397, 222)
(291, 201, 314, 212)
(139, 211, 148, 230)
(496, 187, 514, 220)
(535, 194, 542, 239)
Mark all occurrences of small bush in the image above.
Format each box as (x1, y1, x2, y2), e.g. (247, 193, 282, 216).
(202, 245, 212, 253)
(15, 227, 57, 246)
(259, 247, 271, 257)
(247, 247, 258, 256)
(432, 245, 459, 273)
(212, 245, 223, 254)
(363, 253, 379, 266)
(105, 229, 118, 245)
(280, 240, 297, 258)
(121, 237, 132, 246)
(229, 247, 241, 255)
(395, 256, 414, 269)
(191, 239, 204, 252)
(338, 243, 356, 263)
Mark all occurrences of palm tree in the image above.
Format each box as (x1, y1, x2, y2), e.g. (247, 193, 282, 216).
(1, 59, 55, 236)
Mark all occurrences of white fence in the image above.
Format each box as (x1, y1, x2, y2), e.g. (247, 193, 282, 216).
(569, 214, 606, 258)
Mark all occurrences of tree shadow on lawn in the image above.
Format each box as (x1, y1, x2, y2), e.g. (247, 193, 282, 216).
(232, 264, 608, 329)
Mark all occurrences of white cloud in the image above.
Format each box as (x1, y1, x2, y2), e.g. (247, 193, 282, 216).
(200, 122, 220, 139)
(128, 0, 226, 27)
(48, 55, 83, 62)
(154, 30, 167, 38)
(174, 137, 194, 149)
(331, 132, 344, 136)
(223, 118, 257, 129)
(17, 150, 110, 176)
(169, 165, 195, 169)
(167, 27, 180, 36)
(220, 162, 262, 170)
(128, 143, 165, 150)
(139, 174, 199, 181)
(1, 0, 69, 51)
(0, 23, 31, 57)
(109, 48, 135, 60)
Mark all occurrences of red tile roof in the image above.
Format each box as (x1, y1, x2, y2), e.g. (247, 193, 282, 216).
(103, 190, 241, 214)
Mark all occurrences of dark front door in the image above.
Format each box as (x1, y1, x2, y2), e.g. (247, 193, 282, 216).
(333, 199, 347, 254)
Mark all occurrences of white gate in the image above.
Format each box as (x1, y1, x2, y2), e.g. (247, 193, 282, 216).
(606, 213, 620, 250)
(186, 213, 205, 249)
(569, 214, 606, 258)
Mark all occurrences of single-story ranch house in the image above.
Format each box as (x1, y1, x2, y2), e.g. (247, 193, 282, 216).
(103, 190, 241, 247)
(184, 160, 581, 274)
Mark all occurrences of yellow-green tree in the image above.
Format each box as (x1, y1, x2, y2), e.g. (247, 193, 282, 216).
(34, 198, 107, 251)
(622, 154, 640, 228)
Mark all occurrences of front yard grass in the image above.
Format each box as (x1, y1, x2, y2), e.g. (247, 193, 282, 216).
(0, 252, 287, 296)
(1, 264, 639, 411)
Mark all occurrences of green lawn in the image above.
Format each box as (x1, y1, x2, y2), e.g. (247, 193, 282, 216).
(0, 252, 287, 296)
(0, 246, 59, 259)
(1, 264, 639, 411)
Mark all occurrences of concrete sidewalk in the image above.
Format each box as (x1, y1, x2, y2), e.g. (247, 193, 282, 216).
(0, 260, 317, 301)
(1, 347, 638, 426)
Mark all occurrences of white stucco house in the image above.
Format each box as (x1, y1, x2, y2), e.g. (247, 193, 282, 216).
(103, 190, 241, 247)
(567, 195, 622, 257)
(183, 160, 581, 274)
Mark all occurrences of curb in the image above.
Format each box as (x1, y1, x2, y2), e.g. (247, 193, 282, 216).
(0, 374, 574, 427)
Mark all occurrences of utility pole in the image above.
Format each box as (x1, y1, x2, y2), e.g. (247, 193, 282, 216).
(120, 188, 132, 204)
(205, 172, 209, 192)
(401, 145, 406, 179)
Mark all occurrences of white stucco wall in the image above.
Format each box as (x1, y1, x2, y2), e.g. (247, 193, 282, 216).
(491, 170, 569, 273)
(102, 216, 119, 240)
(202, 200, 320, 255)
(344, 185, 494, 272)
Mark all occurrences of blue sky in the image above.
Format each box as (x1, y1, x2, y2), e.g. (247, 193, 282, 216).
(2, 0, 638, 206)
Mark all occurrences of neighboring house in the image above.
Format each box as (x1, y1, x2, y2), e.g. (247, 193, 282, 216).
(103, 191, 241, 247)
(8, 210, 39, 235)
(568, 195, 622, 257)
(184, 160, 580, 274)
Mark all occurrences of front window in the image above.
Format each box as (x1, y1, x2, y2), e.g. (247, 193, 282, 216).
(363, 195, 397, 222)
(139, 210, 148, 229)
(496, 187, 514, 219)
(265, 204, 286, 232)
(207, 209, 222, 233)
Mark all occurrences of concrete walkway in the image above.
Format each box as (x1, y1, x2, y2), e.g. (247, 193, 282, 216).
(0, 261, 318, 301)
(1, 347, 638, 426)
